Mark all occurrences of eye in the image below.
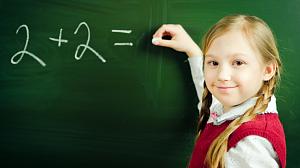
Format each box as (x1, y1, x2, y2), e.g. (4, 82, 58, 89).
(233, 60, 246, 66)
(207, 61, 218, 66)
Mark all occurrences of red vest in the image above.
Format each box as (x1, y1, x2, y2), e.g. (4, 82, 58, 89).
(188, 113, 286, 168)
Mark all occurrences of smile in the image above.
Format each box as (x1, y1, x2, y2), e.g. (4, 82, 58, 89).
(216, 86, 238, 92)
(217, 86, 237, 89)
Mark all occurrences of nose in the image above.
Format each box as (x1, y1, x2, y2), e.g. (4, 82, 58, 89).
(217, 64, 231, 81)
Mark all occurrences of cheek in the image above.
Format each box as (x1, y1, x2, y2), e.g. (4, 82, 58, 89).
(204, 70, 216, 94)
(204, 68, 214, 84)
(236, 68, 264, 84)
(234, 71, 264, 93)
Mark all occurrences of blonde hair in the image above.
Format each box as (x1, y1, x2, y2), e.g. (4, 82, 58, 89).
(196, 14, 282, 168)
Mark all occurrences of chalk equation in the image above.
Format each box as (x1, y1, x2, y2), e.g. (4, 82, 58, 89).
(11, 22, 134, 67)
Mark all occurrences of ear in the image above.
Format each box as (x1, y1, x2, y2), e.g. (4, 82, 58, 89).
(263, 61, 277, 81)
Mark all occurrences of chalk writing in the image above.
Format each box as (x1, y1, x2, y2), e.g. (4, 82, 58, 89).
(114, 42, 133, 46)
(74, 22, 106, 63)
(112, 29, 133, 46)
(11, 24, 46, 67)
(49, 28, 68, 47)
(11, 22, 138, 68)
(111, 29, 132, 34)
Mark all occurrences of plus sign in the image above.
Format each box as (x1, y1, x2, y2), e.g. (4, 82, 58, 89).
(49, 28, 68, 47)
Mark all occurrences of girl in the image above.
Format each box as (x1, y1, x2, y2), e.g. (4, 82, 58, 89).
(152, 15, 286, 168)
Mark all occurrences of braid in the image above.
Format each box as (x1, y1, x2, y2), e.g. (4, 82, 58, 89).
(205, 77, 277, 168)
(195, 82, 212, 140)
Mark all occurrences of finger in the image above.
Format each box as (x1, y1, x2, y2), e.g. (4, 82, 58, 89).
(153, 38, 175, 48)
(151, 37, 161, 45)
(153, 25, 168, 38)
(153, 24, 179, 38)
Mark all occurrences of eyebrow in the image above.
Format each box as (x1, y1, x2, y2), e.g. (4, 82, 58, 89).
(205, 53, 249, 57)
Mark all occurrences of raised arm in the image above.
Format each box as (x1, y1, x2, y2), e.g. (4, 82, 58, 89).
(152, 24, 204, 113)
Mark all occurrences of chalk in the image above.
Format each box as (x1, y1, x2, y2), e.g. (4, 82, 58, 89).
(152, 37, 160, 44)
(112, 30, 132, 34)
(114, 42, 133, 46)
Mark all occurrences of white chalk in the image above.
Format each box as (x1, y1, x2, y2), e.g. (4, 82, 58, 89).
(152, 37, 160, 44)
(112, 30, 132, 34)
(114, 42, 133, 46)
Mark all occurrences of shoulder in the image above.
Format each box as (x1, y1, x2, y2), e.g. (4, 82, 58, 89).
(226, 135, 279, 168)
(229, 114, 285, 148)
(228, 113, 286, 167)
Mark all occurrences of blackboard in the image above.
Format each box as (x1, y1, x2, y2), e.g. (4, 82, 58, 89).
(0, 0, 299, 167)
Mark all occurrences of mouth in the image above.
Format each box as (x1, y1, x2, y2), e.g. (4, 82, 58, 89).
(217, 86, 237, 89)
(216, 86, 238, 92)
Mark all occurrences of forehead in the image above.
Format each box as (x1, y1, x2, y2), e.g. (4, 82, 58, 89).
(206, 30, 262, 61)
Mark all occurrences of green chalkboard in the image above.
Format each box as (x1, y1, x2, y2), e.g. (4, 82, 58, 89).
(0, 0, 299, 167)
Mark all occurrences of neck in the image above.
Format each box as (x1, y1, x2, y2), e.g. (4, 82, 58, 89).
(222, 97, 259, 113)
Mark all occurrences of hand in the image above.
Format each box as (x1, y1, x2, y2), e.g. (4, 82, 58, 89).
(152, 24, 203, 57)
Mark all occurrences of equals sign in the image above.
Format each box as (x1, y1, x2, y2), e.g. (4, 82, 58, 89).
(112, 29, 133, 46)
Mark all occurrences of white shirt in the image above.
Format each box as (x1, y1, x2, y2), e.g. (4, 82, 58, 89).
(187, 55, 280, 168)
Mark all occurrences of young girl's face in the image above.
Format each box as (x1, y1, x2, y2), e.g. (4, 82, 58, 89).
(204, 30, 267, 112)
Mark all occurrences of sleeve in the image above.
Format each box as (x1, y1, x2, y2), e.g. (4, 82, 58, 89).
(188, 56, 204, 113)
(225, 135, 280, 168)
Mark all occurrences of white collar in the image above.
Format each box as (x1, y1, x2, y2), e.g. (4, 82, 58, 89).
(208, 95, 278, 125)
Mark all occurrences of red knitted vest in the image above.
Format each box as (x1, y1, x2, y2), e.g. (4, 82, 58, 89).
(188, 113, 286, 168)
